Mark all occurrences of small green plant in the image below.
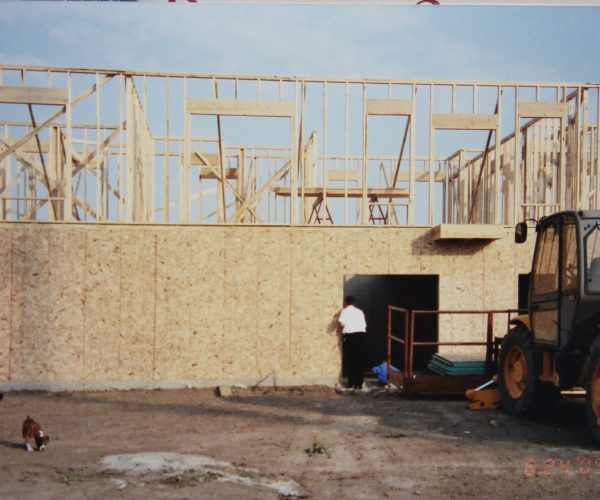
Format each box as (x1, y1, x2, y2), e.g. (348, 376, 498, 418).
(56, 468, 80, 486)
(304, 442, 330, 457)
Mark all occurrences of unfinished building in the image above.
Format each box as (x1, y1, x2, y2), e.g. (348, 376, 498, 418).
(0, 64, 598, 390)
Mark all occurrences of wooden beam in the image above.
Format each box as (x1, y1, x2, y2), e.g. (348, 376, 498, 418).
(327, 169, 360, 182)
(327, 168, 444, 183)
(214, 82, 227, 223)
(26, 102, 57, 219)
(393, 170, 446, 182)
(1, 137, 49, 154)
(469, 99, 500, 223)
(518, 102, 565, 119)
(408, 85, 416, 224)
(199, 167, 238, 179)
(74, 196, 97, 219)
(429, 85, 435, 225)
(187, 98, 295, 117)
(432, 113, 499, 130)
(273, 187, 409, 198)
(366, 99, 413, 116)
(431, 224, 505, 241)
(362, 84, 368, 224)
(191, 152, 219, 166)
(0, 86, 68, 105)
(392, 116, 411, 187)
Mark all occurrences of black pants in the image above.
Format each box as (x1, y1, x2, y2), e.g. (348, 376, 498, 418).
(343, 332, 367, 388)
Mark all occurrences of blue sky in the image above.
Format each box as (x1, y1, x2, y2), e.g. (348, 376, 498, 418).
(1, 4, 600, 83)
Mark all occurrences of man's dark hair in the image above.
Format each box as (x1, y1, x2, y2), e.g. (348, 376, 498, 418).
(344, 295, 356, 305)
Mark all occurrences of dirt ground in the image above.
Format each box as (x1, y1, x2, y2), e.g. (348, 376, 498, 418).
(1, 386, 600, 499)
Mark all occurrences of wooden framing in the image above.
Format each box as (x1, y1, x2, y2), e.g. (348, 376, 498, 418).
(432, 113, 499, 131)
(0, 86, 68, 106)
(364, 98, 415, 224)
(187, 98, 295, 118)
(273, 187, 409, 198)
(0, 64, 598, 226)
(366, 99, 413, 116)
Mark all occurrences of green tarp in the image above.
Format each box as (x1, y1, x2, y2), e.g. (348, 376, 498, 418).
(427, 353, 486, 376)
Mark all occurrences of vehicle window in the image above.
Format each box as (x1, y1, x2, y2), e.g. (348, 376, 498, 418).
(586, 224, 600, 292)
(532, 223, 559, 296)
(561, 217, 578, 294)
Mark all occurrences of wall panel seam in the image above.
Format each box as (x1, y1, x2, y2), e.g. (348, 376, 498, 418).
(118, 231, 123, 375)
(152, 233, 157, 379)
(82, 231, 87, 379)
(8, 230, 13, 381)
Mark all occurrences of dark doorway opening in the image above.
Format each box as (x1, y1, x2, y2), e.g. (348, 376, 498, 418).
(343, 275, 439, 372)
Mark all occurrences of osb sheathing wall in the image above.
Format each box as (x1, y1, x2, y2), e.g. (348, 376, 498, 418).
(0, 223, 534, 390)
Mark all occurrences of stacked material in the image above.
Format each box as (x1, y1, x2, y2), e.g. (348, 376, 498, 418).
(427, 353, 486, 376)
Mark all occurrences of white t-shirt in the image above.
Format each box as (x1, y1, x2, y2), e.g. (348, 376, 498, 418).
(338, 305, 367, 334)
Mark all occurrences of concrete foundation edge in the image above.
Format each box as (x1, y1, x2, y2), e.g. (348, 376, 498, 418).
(0, 377, 339, 393)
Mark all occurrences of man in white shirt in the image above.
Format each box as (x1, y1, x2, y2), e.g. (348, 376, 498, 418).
(337, 295, 367, 390)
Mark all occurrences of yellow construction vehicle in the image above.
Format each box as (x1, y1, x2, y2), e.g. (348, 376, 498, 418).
(498, 210, 600, 443)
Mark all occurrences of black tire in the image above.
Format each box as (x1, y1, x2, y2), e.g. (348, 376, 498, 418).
(498, 325, 548, 417)
(585, 336, 600, 446)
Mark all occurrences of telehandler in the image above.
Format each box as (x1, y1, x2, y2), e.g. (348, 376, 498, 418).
(499, 210, 600, 444)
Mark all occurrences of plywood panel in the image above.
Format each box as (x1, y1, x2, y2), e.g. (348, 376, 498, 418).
(0, 228, 12, 381)
(0, 223, 540, 388)
(118, 230, 156, 381)
(83, 228, 121, 382)
(154, 229, 191, 381)
(447, 250, 485, 353)
(353, 229, 391, 275)
(223, 227, 259, 379)
(256, 228, 292, 380)
(290, 230, 328, 377)
(389, 228, 422, 274)
(47, 227, 86, 382)
(482, 233, 518, 310)
(10, 227, 49, 382)
(187, 228, 225, 380)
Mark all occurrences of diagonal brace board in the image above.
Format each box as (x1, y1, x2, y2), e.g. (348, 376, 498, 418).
(194, 149, 263, 223)
(232, 160, 291, 223)
(0, 75, 114, 164)
(1, 123, 123, 218)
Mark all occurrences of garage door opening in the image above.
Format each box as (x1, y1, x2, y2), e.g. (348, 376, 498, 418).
(343, 274, 439, 373)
